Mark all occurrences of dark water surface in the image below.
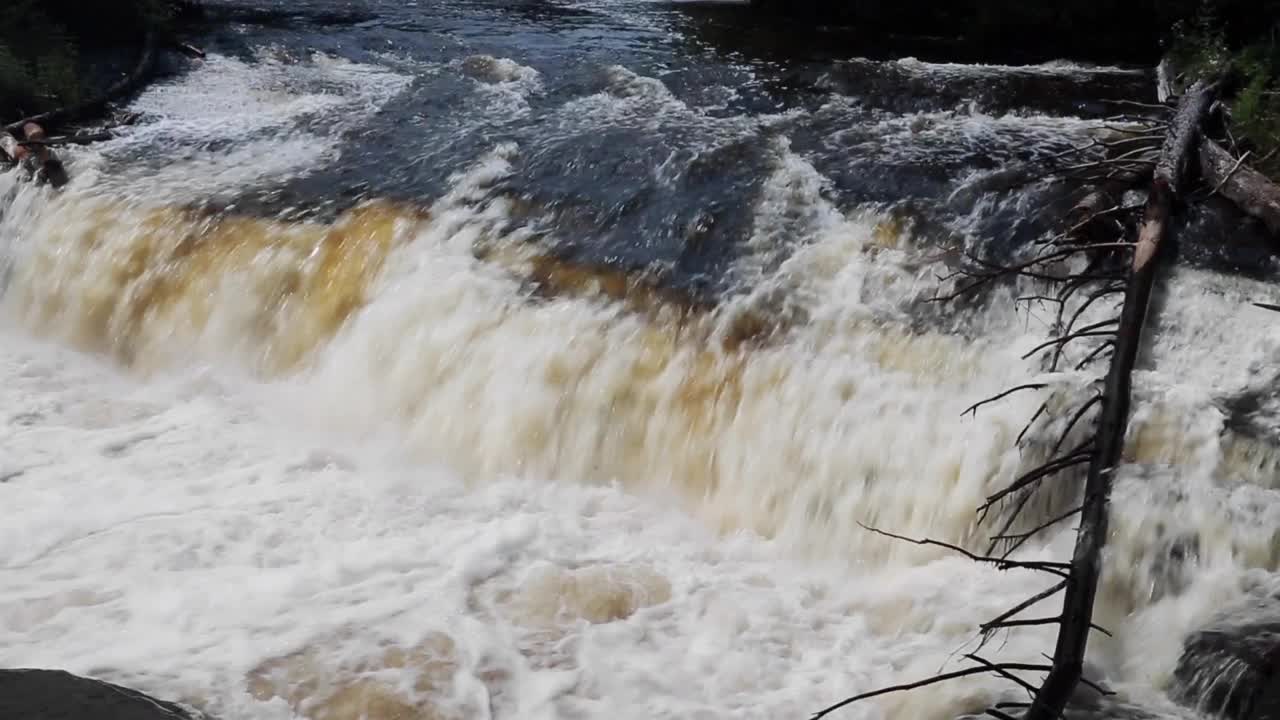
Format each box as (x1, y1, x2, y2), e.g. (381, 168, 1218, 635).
(128, 0, 1200, 300)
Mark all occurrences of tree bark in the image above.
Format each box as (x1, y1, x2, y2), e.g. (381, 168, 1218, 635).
(1024, 79, 1217, 720)
(1199, 139, 1280, 236)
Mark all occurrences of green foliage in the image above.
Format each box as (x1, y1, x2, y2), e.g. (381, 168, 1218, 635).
(1169, 0, 1280, 178)
(1169, 2, 1232, 77)
(0, 0, 177, 119)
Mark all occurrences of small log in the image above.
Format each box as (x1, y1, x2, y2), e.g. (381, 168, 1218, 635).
(1024, 79, 1218, 720)
(5, 124, 69, 188)
(20, 131, 114, 147)
(1200, 139, 1280, 236)
(174, 41, 207, 59)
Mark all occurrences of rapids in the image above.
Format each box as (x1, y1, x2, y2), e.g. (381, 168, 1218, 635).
(2, 2, 1279, 719)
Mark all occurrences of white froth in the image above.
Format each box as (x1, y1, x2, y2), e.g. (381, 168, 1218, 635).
(0, 331, 1088, 720)
(71, 51, 413, 202)
(0, 35, 1277, 720)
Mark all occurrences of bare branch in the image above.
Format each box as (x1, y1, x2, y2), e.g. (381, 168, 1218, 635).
(1074, 340, 1116, 370)
(812, 663, 1054, 720)
(964, 384, 1048, 418)
(811, 667, 1011, 720)
(1021, 329, 1116, 361)
(981, 450, 1091, 512)
(1100, 98, 1172, 111)
(858, 524, 1070, 577)
(1017, 402, 1050, 446)
(1053, 395, 1103, 455)
(981, 581, 1068, 635)
(994, 506, 1085, 558)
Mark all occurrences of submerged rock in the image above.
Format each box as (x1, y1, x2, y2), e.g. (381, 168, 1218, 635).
(0, 669, 205, 720)
(1173, 587, 1280, 720)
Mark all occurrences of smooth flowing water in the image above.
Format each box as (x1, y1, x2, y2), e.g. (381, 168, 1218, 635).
(2, 2, 1279, 719)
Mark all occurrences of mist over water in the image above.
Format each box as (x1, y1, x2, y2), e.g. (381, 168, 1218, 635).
(2, 2, 1279, 719)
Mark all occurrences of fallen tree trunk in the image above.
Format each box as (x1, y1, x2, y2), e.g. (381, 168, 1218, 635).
(1200, 139, 1280, 236)
(19, 131, 115, 147)
(1024, 79, 1218, 720)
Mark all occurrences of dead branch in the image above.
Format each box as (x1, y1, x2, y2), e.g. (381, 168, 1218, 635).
(812, 663, 1051, 720)
(1074, 340, 1115, 371)
(1101, 98, 1173, 112)
(967, 654, 1041, 697)
(992, 505, 1084, 558)
(933, 244, 1128, 303)
(964, 384, 1048, 418)
(1052, 396, 1103, 455)
(174, 41, 207, 59)
(18, 131, 115, 147)
(980, 450, 1091, 515)
(1021, 326, 1117, 362)
(858, 524, 1070, 577)
(1062, 286, 1125, 337)
(980, 581, 1068, 635)
(1016, 402, 1050, 446)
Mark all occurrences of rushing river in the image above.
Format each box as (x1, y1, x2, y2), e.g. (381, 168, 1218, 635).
(2, 2, 1279, 719)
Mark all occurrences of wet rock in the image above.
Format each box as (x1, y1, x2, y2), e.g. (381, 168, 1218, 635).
(1173, 591, 1280, 720)
(0, 669, 206, 720)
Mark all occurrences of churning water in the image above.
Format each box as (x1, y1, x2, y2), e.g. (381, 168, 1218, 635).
(2, 2, 1279, 719)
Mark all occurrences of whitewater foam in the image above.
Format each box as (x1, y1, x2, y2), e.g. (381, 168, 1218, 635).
(2, 31, 1279, 720)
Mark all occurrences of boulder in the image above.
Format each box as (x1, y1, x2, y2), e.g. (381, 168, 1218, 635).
(1173, 592, 1280, 720)
(0, 669, 206, 720)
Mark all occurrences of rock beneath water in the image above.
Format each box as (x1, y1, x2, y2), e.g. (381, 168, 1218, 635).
(1173, 590, 1280, 720)
(0, 669, 205, 720)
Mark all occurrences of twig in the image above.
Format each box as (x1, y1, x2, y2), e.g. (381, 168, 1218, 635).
(1021, 329, 1116, 361)
(1052, 395, 1102, 455)
(1100, 98, 1172, 111)
(812, 663, 1053, 719)
(981, 450, 1091, 512)
(981, 581, 1068, 635)
(1017, 402, 1050, 446)
(1074, 340, 1115, 370)
(967, 654, 1041, 696)
(812, 667, 1009, 719)
(964, 384, 1048, 418)
(858, 524, 1070, 577)
(18, 131, 114, 147)
(1208, 150, 1251, 196)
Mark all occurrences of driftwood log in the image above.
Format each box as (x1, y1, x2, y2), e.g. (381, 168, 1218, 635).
(1200, 139, 1280, 236)
(1023, 78, 1217, 720)
(813, 80, 1224, 720)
